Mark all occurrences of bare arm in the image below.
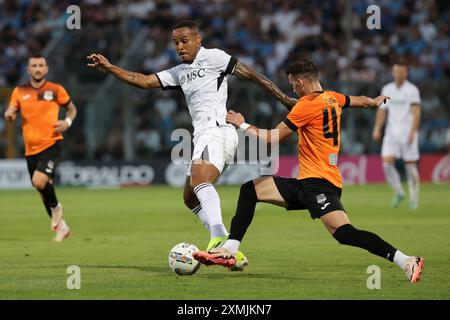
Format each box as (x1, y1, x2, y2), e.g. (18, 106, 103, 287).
(349, 95, 389, 109)
(408, 103, 421, 144)
(65, 101, 77, 123)
(54, 101, 78, 134)
(234, 61, 297, 110)
(372, 108, 387, 142)
(87, 53, 160, 89)
(226, 110, 294, 144)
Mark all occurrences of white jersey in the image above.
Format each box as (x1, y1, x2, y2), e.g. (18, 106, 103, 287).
(380, 80, 421, 140)
(156, 47, 237, 135)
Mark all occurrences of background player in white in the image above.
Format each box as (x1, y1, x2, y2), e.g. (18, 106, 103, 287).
(87, 20, 296, 269)
(373, 61, 421, 209)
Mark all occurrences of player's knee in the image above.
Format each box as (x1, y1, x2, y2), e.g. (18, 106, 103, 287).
(32, 177, 47, 190)
(239, 180, 257, 202)
(333, 223, 356, 245)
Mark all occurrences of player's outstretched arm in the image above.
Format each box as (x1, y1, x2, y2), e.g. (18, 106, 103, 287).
(226, 110, 293, 144)
(233, 62, 297, 110)
(87, 53, 160, 89)
(349, 95, 390, 109)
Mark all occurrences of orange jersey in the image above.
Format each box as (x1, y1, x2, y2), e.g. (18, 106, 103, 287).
(8, 81, 71, 156)
(284, 91, 350, 188)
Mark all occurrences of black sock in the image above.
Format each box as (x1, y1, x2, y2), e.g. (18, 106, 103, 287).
(229, 180, 258, 242)
(38, 183, 58, 217)
(333, 224, 397, 262)
(41, 201, 52, 218)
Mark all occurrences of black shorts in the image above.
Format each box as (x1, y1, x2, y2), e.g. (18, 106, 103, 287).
(273, 176, 345, 219)
(26, 142, 62, 180)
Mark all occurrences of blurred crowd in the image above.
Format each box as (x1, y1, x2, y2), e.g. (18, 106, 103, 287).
(1, 0, 449, 160)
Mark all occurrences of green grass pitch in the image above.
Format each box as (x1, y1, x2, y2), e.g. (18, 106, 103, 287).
(0, 183, 449, 299)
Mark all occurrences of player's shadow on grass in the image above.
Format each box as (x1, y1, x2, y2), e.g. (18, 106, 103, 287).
(79, 265, 169, 273)
(79, 266, 303, 280)
(196, 271, 303, 280)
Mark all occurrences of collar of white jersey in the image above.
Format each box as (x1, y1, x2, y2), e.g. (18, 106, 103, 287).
(394, 80, 410, 90)
(187, 47, 206, 65)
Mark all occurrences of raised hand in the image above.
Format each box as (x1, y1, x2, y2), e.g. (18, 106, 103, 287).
(87, 53, 111, 72)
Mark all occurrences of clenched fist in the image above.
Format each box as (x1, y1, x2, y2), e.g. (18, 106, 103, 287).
(226, 110, 245, 128)
(4, 107, 17, 122)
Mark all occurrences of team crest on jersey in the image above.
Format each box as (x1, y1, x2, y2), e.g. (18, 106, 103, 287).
(43, 90, 54, 101)
(329, 153, 338, 166)
(180, 76, 186, 85)
(316, 193, 327, 204)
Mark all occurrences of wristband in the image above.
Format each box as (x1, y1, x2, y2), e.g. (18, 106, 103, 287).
(65, 117, 73, 127)
(239, 122, 251, 131)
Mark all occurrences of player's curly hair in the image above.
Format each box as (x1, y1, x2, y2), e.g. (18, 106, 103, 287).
(286, 57, 319, 80)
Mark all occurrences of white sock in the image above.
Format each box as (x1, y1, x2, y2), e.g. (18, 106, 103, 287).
(405, 163, 420, 205)
(222, 239, 241, 254)
(210, 224, 229, 239)
(194, 183, 228, 239)
(393, 250, 410, 269)
(191, 205, 210, 232)
(383, 162, 405, 195)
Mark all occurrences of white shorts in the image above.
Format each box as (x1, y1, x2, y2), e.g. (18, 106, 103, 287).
(187, 124, 238, 176)
(381, 135, 420, 161)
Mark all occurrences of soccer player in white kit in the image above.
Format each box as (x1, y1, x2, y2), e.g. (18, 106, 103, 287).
(373, 62, 421, 209)
(87, 20, 296, 270)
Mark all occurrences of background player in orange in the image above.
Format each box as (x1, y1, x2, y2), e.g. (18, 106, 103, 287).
(194, 58, 425, 283)
(4, 54, 77, 242)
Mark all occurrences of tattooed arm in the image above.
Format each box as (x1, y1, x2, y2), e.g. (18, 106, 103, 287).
(87, 53, 160, 89)
(233, 61, 297, 110)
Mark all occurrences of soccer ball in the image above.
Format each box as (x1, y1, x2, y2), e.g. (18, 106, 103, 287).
(168, 242, 201, 275)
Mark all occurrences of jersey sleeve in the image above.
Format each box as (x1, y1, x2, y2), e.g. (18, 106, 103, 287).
(284, 101, 316, 131)
(156, 65, 182, 91)
(329, 91, 350, 109)
(57, 85, 71, 107)
(209, 49, 237, 74)
(409, 86, 421, 105)
(8, 87, 20, 110)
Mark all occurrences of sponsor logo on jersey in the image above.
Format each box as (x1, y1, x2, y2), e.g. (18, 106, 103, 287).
(180, 69, 206, 85)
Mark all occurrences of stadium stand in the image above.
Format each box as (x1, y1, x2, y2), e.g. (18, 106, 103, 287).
(1, 0, 449, 160)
